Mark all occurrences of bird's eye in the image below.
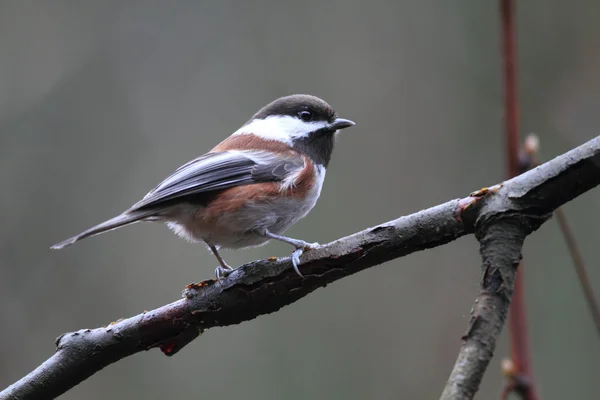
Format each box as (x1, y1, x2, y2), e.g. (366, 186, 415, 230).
(299, 110, 313, 122)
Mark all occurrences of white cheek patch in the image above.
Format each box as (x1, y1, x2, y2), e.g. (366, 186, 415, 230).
(233, 115, 329, 145)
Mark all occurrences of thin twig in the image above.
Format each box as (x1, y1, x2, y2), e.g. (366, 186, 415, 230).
(501, 0, 520, 179)
(554, 208, 600, 336)
(500, 0, 540, 398)
(500, 385, 512, 400)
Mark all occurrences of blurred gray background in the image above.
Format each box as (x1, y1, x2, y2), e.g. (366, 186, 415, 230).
(1, 1, 599, 399)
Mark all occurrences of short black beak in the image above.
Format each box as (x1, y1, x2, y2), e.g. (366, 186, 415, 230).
(328, 118, 355, 131)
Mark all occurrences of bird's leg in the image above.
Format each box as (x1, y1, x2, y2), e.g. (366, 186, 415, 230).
(262, 231, 320, 277)
(263, 231, 319, 249)
(209, 245, 234, 281)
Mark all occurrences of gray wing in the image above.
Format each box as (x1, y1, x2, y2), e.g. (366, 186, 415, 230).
(129, 150, 304, 211)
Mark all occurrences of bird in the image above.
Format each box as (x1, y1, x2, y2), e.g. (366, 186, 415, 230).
(51, 94, 355, 280)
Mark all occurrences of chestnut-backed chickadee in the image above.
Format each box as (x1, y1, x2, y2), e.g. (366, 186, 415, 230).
(51, 94, 355, 279)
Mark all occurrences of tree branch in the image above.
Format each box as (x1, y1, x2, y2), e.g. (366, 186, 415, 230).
(440, 134, 600, 399)
(442, 219, 527, 400)
(3, 136, 600, 400)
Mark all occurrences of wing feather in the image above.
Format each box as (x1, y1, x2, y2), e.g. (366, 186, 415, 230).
(130, 150, 304, 211)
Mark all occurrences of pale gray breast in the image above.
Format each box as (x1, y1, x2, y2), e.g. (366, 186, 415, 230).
(275, 164, 327, 230)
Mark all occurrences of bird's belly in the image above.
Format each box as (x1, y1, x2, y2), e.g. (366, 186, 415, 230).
(164, 195, 318, 249)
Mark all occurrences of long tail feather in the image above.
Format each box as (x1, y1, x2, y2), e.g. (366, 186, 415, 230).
(50, 211, 157, 249)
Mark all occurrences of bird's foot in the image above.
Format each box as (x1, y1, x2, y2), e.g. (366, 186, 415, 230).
(214, 265, 234, 282)
(290, 242, 320, 277)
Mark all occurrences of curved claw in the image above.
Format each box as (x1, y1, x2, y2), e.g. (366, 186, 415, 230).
(291, 248, 305, 277)
(215, 265, 234, 282)
(290, 243, 320, 277)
